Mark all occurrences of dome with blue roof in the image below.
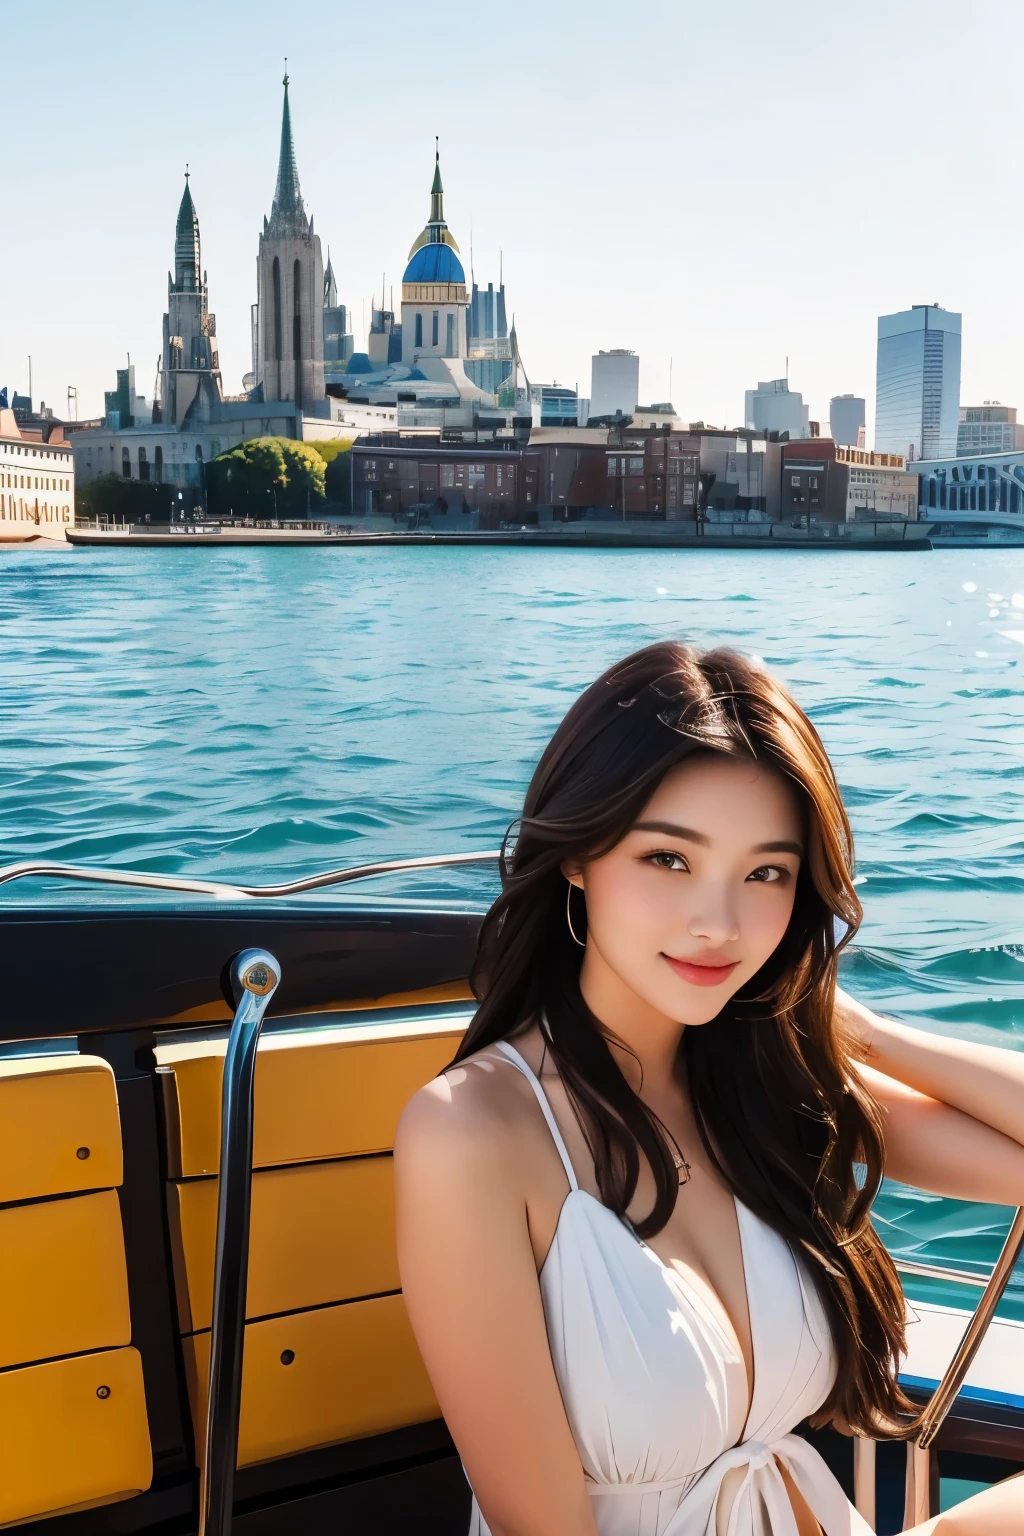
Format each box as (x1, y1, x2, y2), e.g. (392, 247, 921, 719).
(403, 243, 465, 285)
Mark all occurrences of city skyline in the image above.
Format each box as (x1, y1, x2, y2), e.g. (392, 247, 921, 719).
(4, 0, 1024, 438)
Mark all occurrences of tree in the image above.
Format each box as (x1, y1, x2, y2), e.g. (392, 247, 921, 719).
(207, 437, 326, 518)
(76, 474, 174, 523)
(306, 436, 355, 511)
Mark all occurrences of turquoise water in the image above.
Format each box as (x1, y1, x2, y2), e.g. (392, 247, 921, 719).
(2, 544, 1023, 1306)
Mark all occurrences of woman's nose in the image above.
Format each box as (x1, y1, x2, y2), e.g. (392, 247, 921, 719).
(687, 889, 740, 945)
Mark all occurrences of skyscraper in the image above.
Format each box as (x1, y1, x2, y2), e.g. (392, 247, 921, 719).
(875, 304, 961, 462)
(591, 350, 639, 419)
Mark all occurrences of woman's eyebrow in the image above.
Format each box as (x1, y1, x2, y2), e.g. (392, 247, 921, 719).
(632, 819, 711, 847)
(632, 821, 803, 857)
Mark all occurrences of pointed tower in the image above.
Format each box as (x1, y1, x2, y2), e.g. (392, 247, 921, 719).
(401, 143, 469, 365)
(161, 172, 222, 426)
(255, 71, 325, 409)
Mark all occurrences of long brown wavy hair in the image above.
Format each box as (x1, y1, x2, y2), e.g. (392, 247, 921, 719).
(453, 641, 913, 1436)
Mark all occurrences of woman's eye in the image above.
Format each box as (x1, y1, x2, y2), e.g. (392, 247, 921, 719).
(648, 850, 688, 872)
(747, 865, 787, 884)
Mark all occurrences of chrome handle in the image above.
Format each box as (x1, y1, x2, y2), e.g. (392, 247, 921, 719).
(0, 849, 501, 900)
(901, 1205, 1024, 1529)
(916, 1206, 1024, 1450)
(198, 949, 281, 1536)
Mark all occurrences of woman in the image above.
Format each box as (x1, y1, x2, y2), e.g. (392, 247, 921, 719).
(395, 642, 1024, 1536)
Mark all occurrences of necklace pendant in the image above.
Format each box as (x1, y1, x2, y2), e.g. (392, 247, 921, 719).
(673, 1150, 692, 1184)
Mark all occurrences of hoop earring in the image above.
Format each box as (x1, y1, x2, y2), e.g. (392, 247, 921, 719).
(566, 883, 585, 947)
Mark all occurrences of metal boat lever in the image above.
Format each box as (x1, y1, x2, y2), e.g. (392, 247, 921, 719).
(902, 1205, 1024, 1528)
(198, 949, 281, 1536)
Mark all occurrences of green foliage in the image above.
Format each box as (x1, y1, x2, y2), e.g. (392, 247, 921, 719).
(76, 474, 174, 522)
(207, 437, 327, 518)
(307, 436, 355, 510)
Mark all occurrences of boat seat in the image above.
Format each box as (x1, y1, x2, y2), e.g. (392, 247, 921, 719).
(157, 1010, 466, 1467)
(0, 1054, 152, 1527)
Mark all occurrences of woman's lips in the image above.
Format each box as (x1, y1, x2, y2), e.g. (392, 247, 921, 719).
(664, 955, 739, 988)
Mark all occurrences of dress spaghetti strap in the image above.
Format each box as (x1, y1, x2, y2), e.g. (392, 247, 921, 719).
(492, 1041, 579, 1192)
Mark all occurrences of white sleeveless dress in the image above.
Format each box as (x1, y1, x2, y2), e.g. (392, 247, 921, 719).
(467, 1042, 873, 1536)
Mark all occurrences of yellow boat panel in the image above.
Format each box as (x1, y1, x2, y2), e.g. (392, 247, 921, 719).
(0, 1348, 152, 1527)
(159, 1020, 462, 1177)
(183, 1294, 438, 1467)
(170, 1156, 399, 1332)
(0, 1191, 130, 1369)
(0, 1055, 122, 1204)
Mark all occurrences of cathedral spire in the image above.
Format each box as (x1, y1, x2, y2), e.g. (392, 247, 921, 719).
(271, 64, 305, 227)
(174, 173, 201, 292)
(429, 138, 444, 227)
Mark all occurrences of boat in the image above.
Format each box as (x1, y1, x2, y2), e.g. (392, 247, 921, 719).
(1, 853, 1021, 1536)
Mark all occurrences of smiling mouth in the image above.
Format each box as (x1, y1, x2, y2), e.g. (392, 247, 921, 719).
(663, 955, 740, 988)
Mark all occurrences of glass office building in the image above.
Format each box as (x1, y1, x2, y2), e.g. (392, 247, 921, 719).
(875, 305, 961, 461)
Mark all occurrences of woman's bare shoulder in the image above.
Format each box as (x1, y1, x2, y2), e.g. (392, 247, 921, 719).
(395, 1029, 542, 1174)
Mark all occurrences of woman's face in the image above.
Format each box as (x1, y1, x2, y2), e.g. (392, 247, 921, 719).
(566, 752, 804, 1027)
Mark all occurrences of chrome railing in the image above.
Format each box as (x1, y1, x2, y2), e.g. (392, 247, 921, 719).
(0, 849, 502, 900)
(901, 1207, 1024, 1528)
(198, 949, 281, 1536)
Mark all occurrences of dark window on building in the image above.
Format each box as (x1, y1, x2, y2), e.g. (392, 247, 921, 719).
(154, 445, 163, 484)
(627, 457, 644, 475)
(122, 447, 131, 479)
(415, 313, 423, 348)
(441, 464, 455, 488)
(808, 476, 818, 489)
(272, 257, 282, 361)
(607, 457, 619, 476)
(790, 475, 801, 488)
(138, 447, 149, 483)
(446, 313, 455, 356)
(195, 445, 204, 462)
(432, 311, 439, 347)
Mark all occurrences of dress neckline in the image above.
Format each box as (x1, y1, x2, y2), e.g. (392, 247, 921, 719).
(491, 1038, 757, 1432)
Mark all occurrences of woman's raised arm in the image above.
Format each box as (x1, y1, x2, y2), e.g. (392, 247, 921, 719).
(836, 987, 1024, 1206)
(394, 1068, 598, 1536)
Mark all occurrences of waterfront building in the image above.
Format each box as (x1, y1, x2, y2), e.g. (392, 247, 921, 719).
(159, 175, 223, 427)
(401, 147, 468, 365)
(590, 350, 639, 419)
(530, 385, 587, 428)
(254, 73, 325, 411)
(325, 149, 529, 438)
(632, 404, 678, 430)
(323, 255, 354, 367)
(73, 161, 345, 499)
(744, 379, 810, 440)
(367, 307, 403, 368)
(465, 279, 514, 397)
(777, 441, 916, 523)
(104, 364, 153, 431)
(956, 403, 1024, 457)
(875, 303, 961, 462)
(0, 405, 75, 539)
(917, 447, 1024, 519)
(829, 394, 865, 448)
(348, 424, 778, 527)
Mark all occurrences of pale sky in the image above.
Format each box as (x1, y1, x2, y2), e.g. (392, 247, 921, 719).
(3, 0, 1022, 440)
